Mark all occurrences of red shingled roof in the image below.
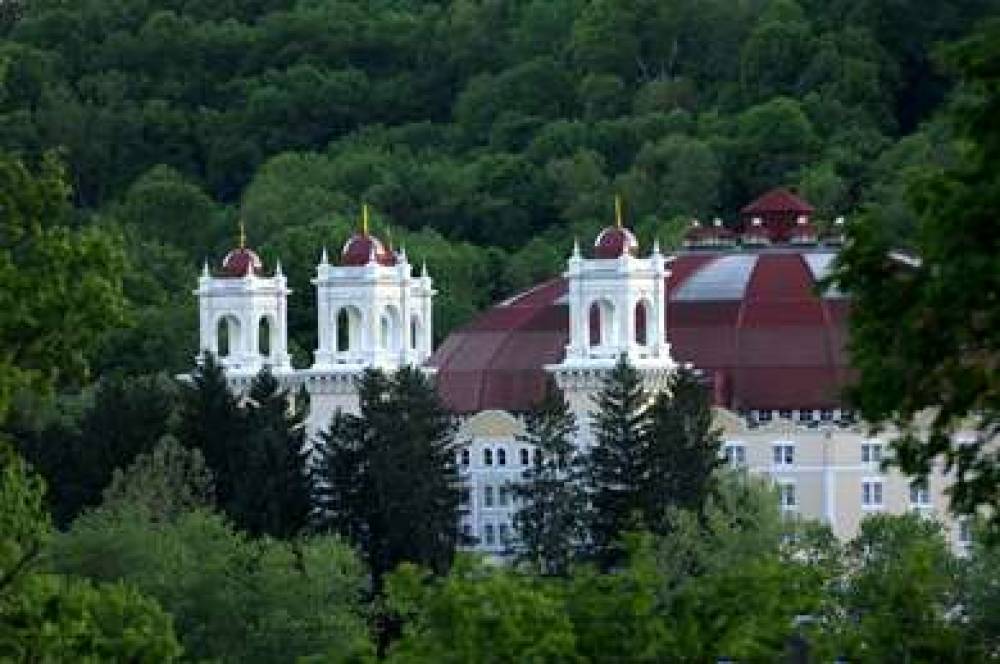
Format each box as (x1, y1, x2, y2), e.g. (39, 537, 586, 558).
(741, 188, 815, 215)
(429, 250, 853, 413)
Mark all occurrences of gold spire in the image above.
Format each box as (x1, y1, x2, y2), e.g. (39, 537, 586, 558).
(614, 194, 623, 228)
(385, 224, 393, 251)
(238, 219, 246, 249)
(362, 203, 370, 235)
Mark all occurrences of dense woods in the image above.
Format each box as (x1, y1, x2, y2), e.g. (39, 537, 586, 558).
(1, 0, 996, 372)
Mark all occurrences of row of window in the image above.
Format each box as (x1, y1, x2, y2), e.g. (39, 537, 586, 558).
(749, 408, 854, 424)
(461, 522, 513, 548)
(459, 447, 542, 468)
(722, 441, 889, 467)
(775, 478, 932, 510)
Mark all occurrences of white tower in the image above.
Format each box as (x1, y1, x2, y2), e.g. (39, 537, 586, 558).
(547, 196, 675, 446)
(305, 205, 435, 431)
(194, 224, 292, 386)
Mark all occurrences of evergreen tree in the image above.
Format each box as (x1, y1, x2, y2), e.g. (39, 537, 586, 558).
(583, 354, 654, 567)
(177, 353, 246, 522)
(237, 370, 312, 538)
(512, 379, 587, 576)
(314, 366, 463, 593)
(646, 367, 723, 518)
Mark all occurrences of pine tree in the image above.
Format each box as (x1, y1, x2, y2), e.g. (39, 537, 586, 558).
(177, 353, 246, 522)
(512, 379, 587, 576)
(646, 367, 723, 519)
(236, 370, 313, 539)
(584, 354, 654, 567)
(314, 366, 463, 593)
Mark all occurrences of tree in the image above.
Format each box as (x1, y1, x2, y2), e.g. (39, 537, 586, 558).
(831, 20, 1000, 530)
(959, 521, 1000, 658)
(645, 367, 722, 517)
(816, 514, 967, 661)
(583, 355, 654, 566)
(512, 380, 587, 576)
(177, 353, 247, 521)
(0, 151, 127, 419)
(51, 506, 372, 663)
(314, 366, 464, 593)
(235, 369, 312, 539)
(0, 442, 182, 661)
(101, 435, 215, 523)
(384, 559, 580, 663)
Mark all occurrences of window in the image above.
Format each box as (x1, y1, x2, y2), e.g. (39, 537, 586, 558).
(520, 448, 530, 466)
(723, 443, 746, 467)
(461, 524, 472, 539)
(459, 488, 470, 506)
(756, 409, 773, 422)
(498, 486, 510, 507)
(862, 480, 884, 509)
(909, 479, 931, 508)
(959, 519, 972, 545)
(498, 523, 510, 544)
(483, 448, 493, 466)
(483, 486, 494, 508)
(779, 409, 792, 420)
(497, 448, 506, 466)
(778, 482, 797, 510)
(820, 409, 834, 422)
(460, 449, 470, 466)
(533, 449, 543, 466)
(798, 410, 814, 423)
(861, 442, 883, 465)
(772, 443, 794, 466)
(484, 524, 495, 546)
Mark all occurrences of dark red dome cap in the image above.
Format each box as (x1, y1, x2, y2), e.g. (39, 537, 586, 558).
(341, 233, 397, 267)
(593, 226, 638, 259)
(221, 247, 263, 277)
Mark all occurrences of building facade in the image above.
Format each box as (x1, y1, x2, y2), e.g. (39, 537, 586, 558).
(195, 192, 972, 555)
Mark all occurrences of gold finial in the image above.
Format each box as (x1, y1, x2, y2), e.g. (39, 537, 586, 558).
(385, 225, 393, 251)
(238, 219, 246, 249)
(614, 194, 623, 228)
(362, 203, 370, 235)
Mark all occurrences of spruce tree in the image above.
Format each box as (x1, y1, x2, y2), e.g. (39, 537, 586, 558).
(237, 370, 313, 538)
(584, 354, 654, 567)
(512, 379, 587, 576)
(314, 366, 463, 593)
(646, 367, 723, 519)
(177, 353, 246, 523)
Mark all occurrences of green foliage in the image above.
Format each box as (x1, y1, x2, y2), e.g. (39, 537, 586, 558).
(314, 366, 464, 593)
(0, 152, 127, 417)
(51, 506, 372, 663)
(512, 380, 587, 576)
(101, 434, 214, 523)
(0, 442, 182, 661)
(385, 559, 580, 663)
(832, 19, 1000, 530)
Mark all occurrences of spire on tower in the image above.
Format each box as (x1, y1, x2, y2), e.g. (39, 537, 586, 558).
(238, 219, 247, 249)
(275, 259, 284, 277)
(614, 194, 623, 228)
(572, 237, 581, 258)
(202, 260, 210, 278)
(320, 246, 329, 265)
(362, 203, 370, 235)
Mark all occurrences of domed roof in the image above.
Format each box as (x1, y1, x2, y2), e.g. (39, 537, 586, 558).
(429, 249, 853, 413)
(220, 247, 263, 277)
(594, 226, 639, 258)
(341, 233, 397, 267)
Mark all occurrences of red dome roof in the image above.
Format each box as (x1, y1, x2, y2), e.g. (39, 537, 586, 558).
(220, 247, 263, 277)
(429, 249, 854, 413)
(341, 233, 397, 267)
(594, 226, 638, 258)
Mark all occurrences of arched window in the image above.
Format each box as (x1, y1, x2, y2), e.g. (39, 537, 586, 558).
(498, 486, 510, 506)
(336, 306, 362, 353)
(258, 317, 271, 356)
(460, 449, 470, 466)
(497, 448, 506, 466)
(410, 315, 421, 351)
(483, 448, 493, 466)
(634, 301, 649, 346)
(217, 315, 241, 358)
(380, 314, 391, 350)
(483, 486, 494, 507)
(520, 448, 529, 466)
(589, 299, 615, 347)
(380, 305, 401, 351)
